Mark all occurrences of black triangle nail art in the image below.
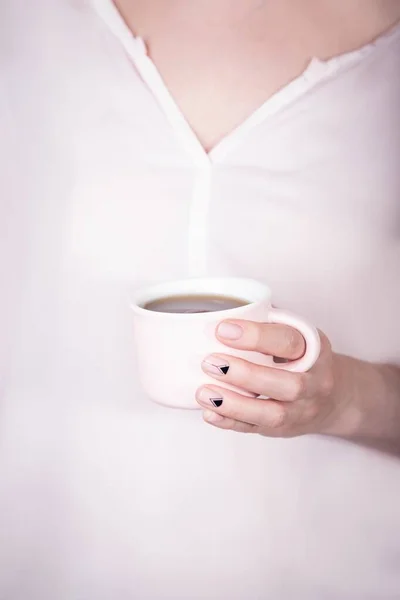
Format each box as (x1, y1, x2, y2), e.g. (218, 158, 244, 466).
(219, 365, 230, 375)
(210, 398, 223, 408)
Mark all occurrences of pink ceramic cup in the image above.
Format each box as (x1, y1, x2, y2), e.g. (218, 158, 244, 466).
(131, 277, 321, 409)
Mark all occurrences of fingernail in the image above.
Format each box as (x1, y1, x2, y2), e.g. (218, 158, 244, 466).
(196, 387, 224, 408)
(203, 410, 224, 424)
(217, 322, 243, 340)
(202, 356, 230, 377)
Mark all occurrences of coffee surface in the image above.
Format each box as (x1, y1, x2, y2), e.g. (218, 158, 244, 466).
(143, 293, 248, 314)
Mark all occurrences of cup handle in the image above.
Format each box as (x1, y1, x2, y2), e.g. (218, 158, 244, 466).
(268, 307, 321, 372)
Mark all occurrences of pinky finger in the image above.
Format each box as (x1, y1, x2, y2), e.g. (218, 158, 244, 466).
(203, 410, 256, 433)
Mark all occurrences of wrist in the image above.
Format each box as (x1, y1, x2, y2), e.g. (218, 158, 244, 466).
(320, 354, 365, 438)
(322, 356, 400, 453)
(321, 356, 384, 436)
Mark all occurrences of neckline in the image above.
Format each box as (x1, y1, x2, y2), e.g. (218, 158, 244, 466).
(90, 0, 400, 164)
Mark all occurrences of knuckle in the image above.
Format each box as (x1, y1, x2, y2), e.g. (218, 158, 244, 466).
(289, 374, 307, 401)
(320, 372, 335, 397)
(305, 401, 320, 422)
(318, 330, 332, 355)
(282, 328, 304, 358)
(236, 359, 255, 388)
(229, 404, 246, 423)
(252, 323, 265, 351)
(268, 404, 287, 429)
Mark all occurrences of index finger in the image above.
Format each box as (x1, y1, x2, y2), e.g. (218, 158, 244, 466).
(216, 320, 306, 360)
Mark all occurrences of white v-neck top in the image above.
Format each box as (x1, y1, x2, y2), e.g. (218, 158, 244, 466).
(1, 2, 400, 599)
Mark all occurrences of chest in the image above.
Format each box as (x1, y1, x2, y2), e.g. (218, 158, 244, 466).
(113, 0, 400, 150)
(3, 3, 400, 367)
(7, 4, 400, 286)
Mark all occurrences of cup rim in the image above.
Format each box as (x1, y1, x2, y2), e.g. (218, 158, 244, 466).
(130, 277, 271, 319)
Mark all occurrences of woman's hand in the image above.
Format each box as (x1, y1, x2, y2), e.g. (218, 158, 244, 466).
(195, 319, 398, 444)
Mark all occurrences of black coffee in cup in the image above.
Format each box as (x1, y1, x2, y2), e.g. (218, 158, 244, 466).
(143, 293, 249, 314)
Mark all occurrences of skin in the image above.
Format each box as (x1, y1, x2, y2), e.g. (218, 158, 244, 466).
(115, 0, 400, 149)
(196, 321, 400, 456)
(113, 0, 400, 453)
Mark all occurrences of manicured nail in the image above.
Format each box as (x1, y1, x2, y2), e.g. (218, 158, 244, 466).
(196, 387, 224, 408)
(202, 356, 230, 377)
(217, 322, 243, 340)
